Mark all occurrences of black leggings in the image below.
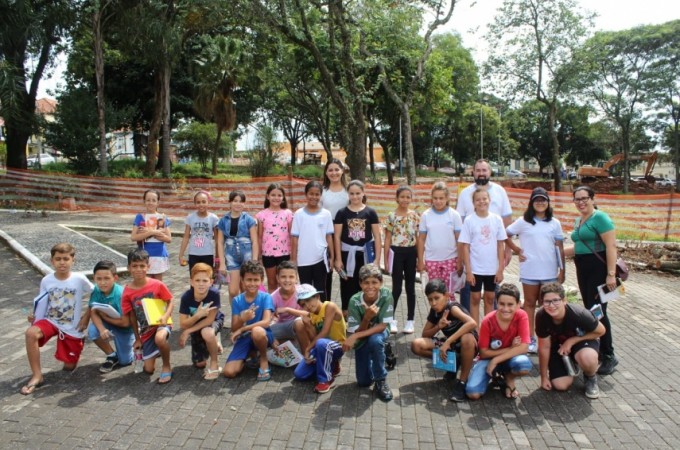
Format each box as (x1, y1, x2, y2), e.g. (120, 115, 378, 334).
(298, 260, 329, 301)
(575, 251, 614, 356)
(339, 251, 365, 311)
(390, 246, 417, 321)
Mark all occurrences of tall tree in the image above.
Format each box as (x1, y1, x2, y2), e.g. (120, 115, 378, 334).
(0, 0, 75, 169)
(485, 0, 593, 191)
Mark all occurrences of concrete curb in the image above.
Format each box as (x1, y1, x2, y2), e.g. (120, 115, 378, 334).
(0, 229, 53, 275)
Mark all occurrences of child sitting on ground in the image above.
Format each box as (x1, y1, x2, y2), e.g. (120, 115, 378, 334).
(223, 260, 275, 381)
(22, 243, 93, 395)
(87, 260, 135, 373)
(270, 261, 307, 349)
(121, 249, 174, 384)
(294, 284, 346, 393)
(178, 263, 224, 380)
(343, 263, 395, 402)
(411, 279, 478, 402)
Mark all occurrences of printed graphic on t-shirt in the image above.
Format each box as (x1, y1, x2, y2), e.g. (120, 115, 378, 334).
(46, 287, 77, 326)
(480, 223, 492, 245)
(192, 221, 212, 249)
(347, 218, 366, 241)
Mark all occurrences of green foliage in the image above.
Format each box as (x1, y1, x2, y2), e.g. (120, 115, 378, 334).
(292, 165, 323, 179)
(174, 121, 231, 172)
(0, 141, 6, 165)
(247, 125, 277, 178)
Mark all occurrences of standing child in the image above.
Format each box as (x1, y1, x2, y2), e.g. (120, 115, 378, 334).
(321, 158, 349, 298)
(122, 249, 174, 384)
(417, 181, 463, 297)
(294, 284, 347, 394)
(256, 183, 294, 292)
(466, 284, 532, 400)
(291, 181, 334, 299)
(179, 263, 224, 380)
(411, 279, 478, 402)
(179, 190, 219, 271)
(217, 190, 259, 302)
(131, 189, 171, 281)
(270, 261, 307, 347)
(21, 243, 93, 395)
(87, 260, 135, 373)
(334, 180, 382, 318)
(459, 189, 507, 325)
(223, 260, 275, 381)
(384, 185, 420, 334)
(343, 264, 394, 402)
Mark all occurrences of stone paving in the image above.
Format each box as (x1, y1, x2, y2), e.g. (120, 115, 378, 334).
(1, 211, 680, 449)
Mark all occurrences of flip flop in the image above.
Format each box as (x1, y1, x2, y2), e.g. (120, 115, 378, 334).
(157, 372, 173, 385)
(505, 386, 520, 399)
(203, 368, 221, 381)
(257, 367, 271, 382)
(20, 379, 44, 395)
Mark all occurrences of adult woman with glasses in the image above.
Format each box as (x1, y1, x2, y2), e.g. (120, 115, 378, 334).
(505, 187, 565, 354)
(564, 186, 619, 375)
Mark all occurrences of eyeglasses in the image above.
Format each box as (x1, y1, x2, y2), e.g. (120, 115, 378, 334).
(573, 197, 590, 204)
(542, 298, 563, 306)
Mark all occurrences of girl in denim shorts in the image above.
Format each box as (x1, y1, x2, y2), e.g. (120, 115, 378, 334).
(217, 190, 259, 302)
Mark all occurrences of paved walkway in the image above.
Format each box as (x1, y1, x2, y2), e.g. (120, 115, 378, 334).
(1, 211, 680, 449)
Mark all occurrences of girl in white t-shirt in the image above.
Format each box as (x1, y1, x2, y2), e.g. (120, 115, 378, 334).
(178, 191, 219, 271)
(505, 187, 564, 353)
(459, 189, 507, 326)
(321, 159, 349, 299)
(417, 181, 463, 297)
(291, 181, 335, 300)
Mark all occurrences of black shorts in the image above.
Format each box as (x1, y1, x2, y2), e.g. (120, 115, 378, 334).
(470, 274, 496, 293)
(188, 254, 214, 271)
(190, 313, 225, 363)
(261, 254, 290, 269)
(548, 339, 600, 380)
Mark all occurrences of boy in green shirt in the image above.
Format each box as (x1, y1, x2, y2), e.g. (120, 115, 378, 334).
(343, 264, 394, 402)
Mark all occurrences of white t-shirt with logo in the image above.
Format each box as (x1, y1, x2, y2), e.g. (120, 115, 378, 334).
(506, 217, 564, 280)
(185, 212, 219, 256)
(458, 212, 507, 275)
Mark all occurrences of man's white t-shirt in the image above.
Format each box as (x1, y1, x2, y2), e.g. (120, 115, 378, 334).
(506, 217, 564, 280)
(458, 212, 507, 275)
(456, 182, 512, 221)
(419, 207, 463, 261)
(291, 207, 334, 266)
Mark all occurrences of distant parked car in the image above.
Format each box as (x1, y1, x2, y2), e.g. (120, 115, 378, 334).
(506, 169, 527, 179)
(437, 166, 457, 174)
(567, 170, 578, 180)
(655, 177, 674, 187)
(27, 153, 56, 167)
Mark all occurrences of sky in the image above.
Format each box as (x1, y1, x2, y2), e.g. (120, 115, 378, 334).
(37, 0, 680, 99)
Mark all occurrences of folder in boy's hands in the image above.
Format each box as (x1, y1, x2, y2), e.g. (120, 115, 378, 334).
(33, 291, 49, 321)
(432, 350, 457, 373)
(90, 302, 121, 319)
(141, 298, 173, 325)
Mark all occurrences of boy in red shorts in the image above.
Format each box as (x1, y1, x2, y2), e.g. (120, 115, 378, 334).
(22, 243, 94, 395)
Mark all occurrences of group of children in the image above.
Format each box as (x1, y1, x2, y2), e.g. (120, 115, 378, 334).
(21, 165, 604, 402)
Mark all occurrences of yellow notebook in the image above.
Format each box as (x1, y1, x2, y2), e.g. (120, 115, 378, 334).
(141, 298, 173, 326)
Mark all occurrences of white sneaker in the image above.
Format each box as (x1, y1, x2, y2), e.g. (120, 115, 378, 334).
(390, 320, 398, 334)
(403, 320, 415, 334)
(528, 336, 537, 354)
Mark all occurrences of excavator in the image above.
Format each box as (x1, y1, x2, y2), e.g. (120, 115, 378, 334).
(577, 151, 658, 181)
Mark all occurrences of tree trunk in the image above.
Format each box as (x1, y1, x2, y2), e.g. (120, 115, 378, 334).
(93, 6, 108, 175)
(622, 125, 630, 194)
(6, 126, 30, 169)
(161, 59, 171, 178)
(674, 120, 679, 194)
(146, 71, 162, 176)
(344, 115, 366, 181)
(287, 137, 299, 167)
(212, 127, 222, 175)
(401, 106, 417, 185)
(547, 102, 562, 192)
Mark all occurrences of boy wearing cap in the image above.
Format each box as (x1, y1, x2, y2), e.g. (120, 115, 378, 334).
(294, 284, 346, 393)
(505, 186, 565, 353)
(343, 264, 395, 402)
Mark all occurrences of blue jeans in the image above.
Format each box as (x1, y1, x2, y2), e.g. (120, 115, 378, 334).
(459, 282, 471, 312)
(354, 330, 389, 386)
(225, 236, 253, 271)
(87, 322, 135, 365)
(465, 355, 533, 396)
(294, 338, 343, 383)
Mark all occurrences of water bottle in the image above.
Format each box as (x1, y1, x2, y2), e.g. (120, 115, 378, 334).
(133, 349, 143, 373)
(562, 355, 581, 377)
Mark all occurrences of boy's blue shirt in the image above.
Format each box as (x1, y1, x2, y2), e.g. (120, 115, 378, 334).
(89, 283, 132, 333)
(231, 291, 274, 327)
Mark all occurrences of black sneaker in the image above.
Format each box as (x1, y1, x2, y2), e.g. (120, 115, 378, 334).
(374, 379, 393, 402)
(443, 371, 457, 382)
(597, 354, 619, 375)
(99, 355, 119, 373)
(449, 380, 467, 402)
(584, 374, 600, 399)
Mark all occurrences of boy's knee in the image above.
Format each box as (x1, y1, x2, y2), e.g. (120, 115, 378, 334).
(467, 392, 482, 401)
(201, 327, 216, 341)
(222, 365, 239, 378)
(411, 339, 427, 356)
(25, 326, 43, 341)
(366, 333, 385, 349)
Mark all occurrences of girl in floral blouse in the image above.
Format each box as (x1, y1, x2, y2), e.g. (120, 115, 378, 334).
(383, 185, 420, 334)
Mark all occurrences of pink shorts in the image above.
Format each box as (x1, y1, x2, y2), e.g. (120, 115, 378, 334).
(425, 258, 458, 296)
(34, 319, 84, 365)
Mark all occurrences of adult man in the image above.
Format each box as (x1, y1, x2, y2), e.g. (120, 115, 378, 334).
(456, 159, 513, 311)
